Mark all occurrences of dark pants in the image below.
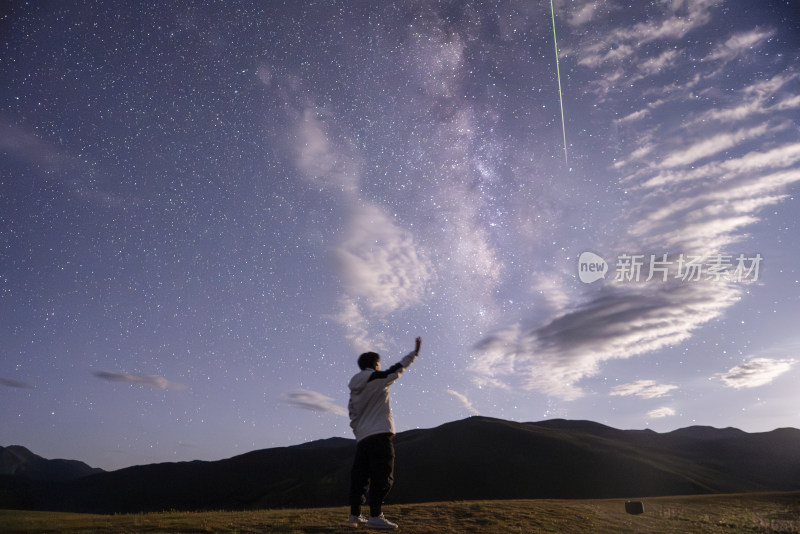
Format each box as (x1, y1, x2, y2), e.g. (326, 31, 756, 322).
(349, 433, 395, 517)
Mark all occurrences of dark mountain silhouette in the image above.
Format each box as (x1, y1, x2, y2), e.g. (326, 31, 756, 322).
(0, 445, 104, 510)
(0, 445, 103, 482)
(2, 417, 799, 514)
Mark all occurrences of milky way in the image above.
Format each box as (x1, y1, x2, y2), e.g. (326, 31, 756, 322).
(2, 1, 799, 470)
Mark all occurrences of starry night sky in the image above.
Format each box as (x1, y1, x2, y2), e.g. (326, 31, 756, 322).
(2, 1, 799, 471)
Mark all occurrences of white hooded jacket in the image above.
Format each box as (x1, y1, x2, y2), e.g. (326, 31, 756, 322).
(348, 351, 417, 442)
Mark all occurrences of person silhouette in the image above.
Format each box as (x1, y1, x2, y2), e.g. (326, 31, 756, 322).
(346, 337, 421, 529)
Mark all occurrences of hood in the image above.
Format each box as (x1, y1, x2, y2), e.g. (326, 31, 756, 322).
(348, 370, 373, 393)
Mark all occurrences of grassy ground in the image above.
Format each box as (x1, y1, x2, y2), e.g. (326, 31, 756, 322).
(1, 492, 798, 533)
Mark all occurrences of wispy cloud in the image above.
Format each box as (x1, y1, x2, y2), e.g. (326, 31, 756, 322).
(0, 121, 132, 208)
(631, 172, 800, 252)
(615, 108, 651, 125)
(576, 0, 716, 71)
(689, 74, 800, 125)
(471, 284, 740, 400)
(636, 141, 800, 189)
(639, 49, 680, 76)
(704, 28, 776, 63)
(659, 122, 781, 169)
(714, 358, 795, 389)
(647, 407, 676, 418)
(447, 389, 480, 416)
(328, 296, 391, 353)
(0, 377, 34, 389)
(530, 275, 576, 313)
(566, 1, 602, 28)
(0, 121, 63, 171)
(626, 0, 716, 43)
(93, 371, 185, 391)
(611, 380, 678, 399)
(626, 129, 800, 252)
(285, 390, 348, 417)
(294, 107, 360, 193)
(334, 204, 434, 316)
(270, 68, 434, 349)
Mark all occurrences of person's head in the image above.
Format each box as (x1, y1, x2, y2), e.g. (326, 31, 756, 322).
(357, 351, 381, 371)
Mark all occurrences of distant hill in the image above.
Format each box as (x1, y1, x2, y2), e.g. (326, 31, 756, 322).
(2, 417, 799, 514)
(0, 445, 104, 510)
(0, 445, 103, 482)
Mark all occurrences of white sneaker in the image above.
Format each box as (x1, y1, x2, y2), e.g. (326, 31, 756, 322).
(347, 514, 368, 527)
(367, 514, 398, 529)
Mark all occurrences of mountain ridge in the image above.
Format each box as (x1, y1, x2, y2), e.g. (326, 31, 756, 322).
(2, 416, 799, 513)
(0, 445, 103, 482)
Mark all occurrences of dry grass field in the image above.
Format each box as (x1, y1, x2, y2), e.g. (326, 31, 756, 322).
(1, 491, 798, 533)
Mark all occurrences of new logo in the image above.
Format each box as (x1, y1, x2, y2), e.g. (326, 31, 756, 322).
(578, 251, 608, 283)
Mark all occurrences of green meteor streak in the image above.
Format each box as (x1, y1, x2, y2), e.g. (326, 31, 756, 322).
(550, 0, 568, 167)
